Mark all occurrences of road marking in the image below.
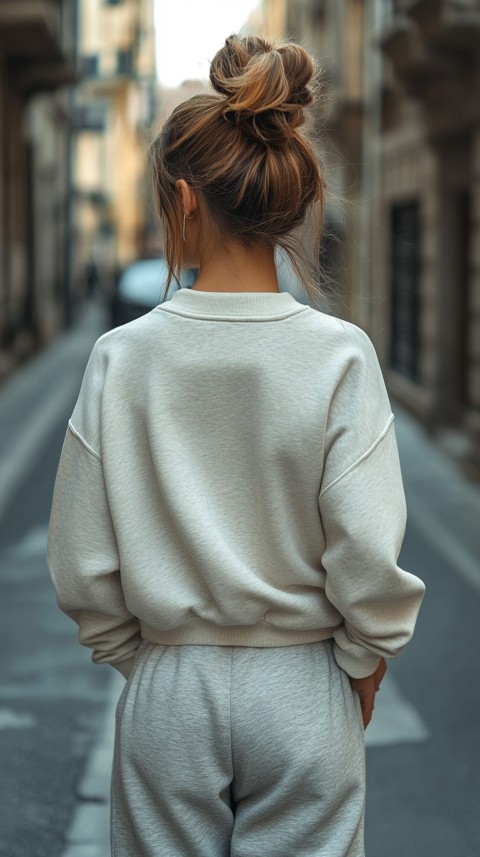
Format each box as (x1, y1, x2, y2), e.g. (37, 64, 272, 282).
(0, 371, 74, 522)
(365, 673, 428, 747)
(0, 708, 36, 730)
(407, 497, 480, 594)
(0, 302, 104, 525)
(1, 525, 48, 560)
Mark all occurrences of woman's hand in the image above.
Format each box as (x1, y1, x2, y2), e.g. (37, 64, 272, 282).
(349, 658, 387, 729)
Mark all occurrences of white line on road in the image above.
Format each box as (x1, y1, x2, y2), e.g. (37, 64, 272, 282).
(407, 497, 480, 594)
(0, 708, 36, 730)
(0, 302, 105, 526)
(1, 525, 48, 560)
(0, 371, 73, 522)
(365, 673, 429, 748)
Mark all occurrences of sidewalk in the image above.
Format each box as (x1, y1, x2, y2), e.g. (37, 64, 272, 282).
(61, 670, 124, 857)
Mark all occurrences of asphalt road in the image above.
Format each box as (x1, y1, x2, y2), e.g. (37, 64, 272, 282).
(1, 296, 479, 857)
(365, 405, 480, 857)
(0, 300, 112, 857)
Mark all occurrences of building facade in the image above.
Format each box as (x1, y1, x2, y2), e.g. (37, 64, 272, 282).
(259, 0, 480, 478)
(0, 0, 77, 379)
(254, 0, 353, 316)
(378, 0, 480, 477)
(0, 0, 157, 381)
(73, 0, 156, 299)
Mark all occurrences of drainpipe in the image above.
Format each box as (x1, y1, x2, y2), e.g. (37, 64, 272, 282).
(360, 0, 383, 334)
(64, 0, 78, 328)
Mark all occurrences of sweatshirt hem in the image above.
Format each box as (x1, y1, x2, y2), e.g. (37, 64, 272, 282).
(332, 642, 382, 679)
(140, 619, 336, 647)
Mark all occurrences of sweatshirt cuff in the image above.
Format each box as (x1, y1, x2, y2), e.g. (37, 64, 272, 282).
(112, 656, 136, 679)
(333, 642, 382, 679)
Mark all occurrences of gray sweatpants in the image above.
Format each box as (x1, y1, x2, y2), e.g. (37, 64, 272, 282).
(111, 639, 366, 856)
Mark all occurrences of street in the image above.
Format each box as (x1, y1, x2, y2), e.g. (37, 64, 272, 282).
(0, 301, 113, 857)
(1, 299, 479, 857)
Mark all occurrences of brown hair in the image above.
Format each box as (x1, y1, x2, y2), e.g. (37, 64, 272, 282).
(149, 34, 329, 303)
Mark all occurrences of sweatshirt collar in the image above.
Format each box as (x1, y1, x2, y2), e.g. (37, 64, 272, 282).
(157, 287, 309, 321)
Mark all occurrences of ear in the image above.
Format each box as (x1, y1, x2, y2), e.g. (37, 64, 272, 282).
(175, 179, 197, 218)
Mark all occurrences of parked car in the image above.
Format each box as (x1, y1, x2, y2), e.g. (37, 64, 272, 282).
(111, 257, 198, 327)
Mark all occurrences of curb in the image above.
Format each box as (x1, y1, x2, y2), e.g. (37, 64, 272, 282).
(61, 670, 125, 857)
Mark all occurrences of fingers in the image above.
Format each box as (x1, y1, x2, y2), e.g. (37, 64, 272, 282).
(357, 696, 372, 729)
(374, 658, 387, 692)
(350, 675, 376, 729)
(359, 686, 375, 728)
(349, 660, 388, 729)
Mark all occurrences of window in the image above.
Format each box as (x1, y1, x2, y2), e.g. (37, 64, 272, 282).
(72, 102, 107, 133)
(80, 54, 99, 77)
(389, 201, 422, 382)
(117, 48, 134, 76)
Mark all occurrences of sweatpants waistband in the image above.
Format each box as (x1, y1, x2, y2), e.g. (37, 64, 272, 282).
(139, 619, 336, 648)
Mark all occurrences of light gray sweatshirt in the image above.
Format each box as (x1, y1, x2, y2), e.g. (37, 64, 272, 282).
(47, 288, 425, 680)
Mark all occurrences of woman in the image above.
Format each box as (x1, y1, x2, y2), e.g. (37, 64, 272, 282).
(47, 35, 425, 857)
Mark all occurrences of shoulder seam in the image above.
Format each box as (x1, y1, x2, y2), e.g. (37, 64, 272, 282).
(67, 421, 102, 461)
(319, 414, 395, 499)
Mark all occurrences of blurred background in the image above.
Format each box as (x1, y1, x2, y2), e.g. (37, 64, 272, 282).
(0, 1, 479, 856)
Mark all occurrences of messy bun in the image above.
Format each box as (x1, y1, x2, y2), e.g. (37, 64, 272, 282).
(210, 36, 315, 144)
(149, 34, 327, 301)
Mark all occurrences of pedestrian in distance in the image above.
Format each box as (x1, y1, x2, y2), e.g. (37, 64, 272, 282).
(47, 34, 426, 857)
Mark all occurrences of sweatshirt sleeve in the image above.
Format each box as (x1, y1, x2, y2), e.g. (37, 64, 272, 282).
(318, 326, 425, 679)
(47, 339, 142, 678)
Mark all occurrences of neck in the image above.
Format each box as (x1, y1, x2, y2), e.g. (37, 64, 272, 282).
(191, 241, 280, 293)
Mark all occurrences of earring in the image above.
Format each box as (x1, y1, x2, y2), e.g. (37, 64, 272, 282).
(183, 211, 194, 242)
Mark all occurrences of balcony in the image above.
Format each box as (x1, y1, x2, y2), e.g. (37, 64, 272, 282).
(408, 0, 480, 58)
(0, 1, 77, 95)
(378, 1, 480, 137)
(379, 15, 461, 97)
